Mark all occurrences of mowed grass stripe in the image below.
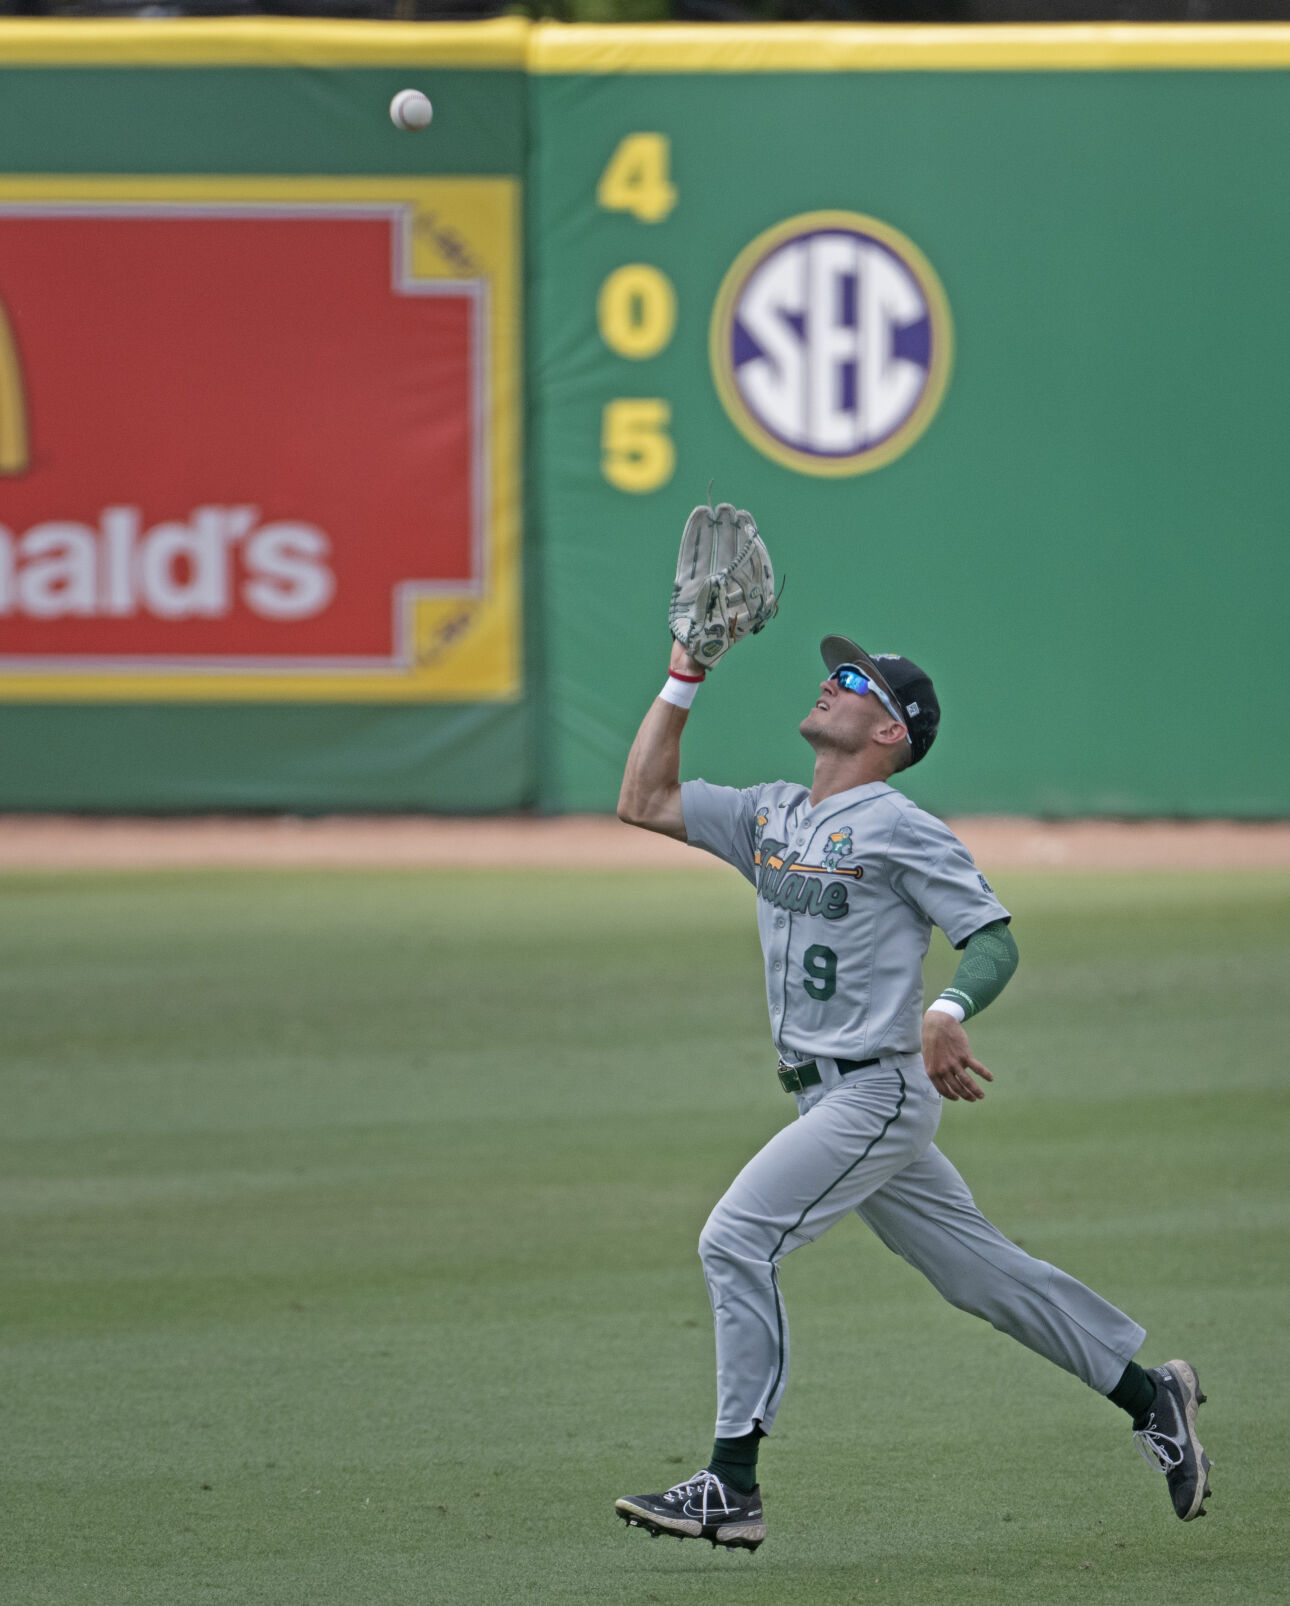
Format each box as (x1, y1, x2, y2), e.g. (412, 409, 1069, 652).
(0, 868, 1285, 1604)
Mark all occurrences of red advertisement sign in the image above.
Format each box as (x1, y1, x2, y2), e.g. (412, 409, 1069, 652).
(0, 182, 520, 699)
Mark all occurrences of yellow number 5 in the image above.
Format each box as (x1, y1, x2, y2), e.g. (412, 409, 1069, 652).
(596, 134, 677, 224)
(602, 399, 675, 494)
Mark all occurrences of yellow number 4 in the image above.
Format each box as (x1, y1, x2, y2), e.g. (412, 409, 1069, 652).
(602, 399, 675, 494)
(596, 134, 677, 225)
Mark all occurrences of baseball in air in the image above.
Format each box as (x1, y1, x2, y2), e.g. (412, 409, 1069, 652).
(389, 89, 433, 131)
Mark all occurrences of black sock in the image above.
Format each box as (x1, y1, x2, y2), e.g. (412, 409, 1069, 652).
(707, 1428, 763, 1494)
(1108, 1361, 1157, 1422)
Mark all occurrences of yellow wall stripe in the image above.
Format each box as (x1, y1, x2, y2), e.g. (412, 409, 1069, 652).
(2, 19, 1290, 73)
(528, 21, 1290, 73)
(0, 16, 529, 68)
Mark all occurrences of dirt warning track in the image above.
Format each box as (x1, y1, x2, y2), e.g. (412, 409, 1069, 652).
(0, 814, 1286, 873)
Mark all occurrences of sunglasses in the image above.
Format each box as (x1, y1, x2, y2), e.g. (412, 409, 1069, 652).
(829, 664, 908, 733)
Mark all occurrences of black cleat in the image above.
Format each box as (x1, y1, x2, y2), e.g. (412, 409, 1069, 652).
(615, 1469, 765, 1552)
(1133, 1360, 1212, 1520)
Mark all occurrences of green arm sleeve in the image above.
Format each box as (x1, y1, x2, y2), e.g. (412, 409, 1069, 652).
(937, 919, 1019, 1020)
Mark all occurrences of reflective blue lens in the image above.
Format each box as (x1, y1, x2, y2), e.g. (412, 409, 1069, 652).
(831, 666, 871, 695)
(829, 663, 909, 738)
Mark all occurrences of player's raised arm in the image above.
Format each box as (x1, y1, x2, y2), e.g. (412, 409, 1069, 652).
(617, 639, 705, 839)
(619, 497, 779, 841)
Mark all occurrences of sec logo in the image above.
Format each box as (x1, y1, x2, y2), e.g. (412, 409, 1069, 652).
(709, 211, 953, 477)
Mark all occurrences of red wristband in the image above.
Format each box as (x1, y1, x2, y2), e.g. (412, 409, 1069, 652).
(668, 669, 706, 683)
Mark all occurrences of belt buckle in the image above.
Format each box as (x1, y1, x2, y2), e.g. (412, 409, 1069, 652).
(777, 1061, 806, 1094)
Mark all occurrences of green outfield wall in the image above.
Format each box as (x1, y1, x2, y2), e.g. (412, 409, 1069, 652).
(2, 20, 1288, 814)
(0, 20, 534, 810)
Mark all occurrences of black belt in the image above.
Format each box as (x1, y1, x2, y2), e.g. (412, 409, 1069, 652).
(777, 1056, 880, 1094)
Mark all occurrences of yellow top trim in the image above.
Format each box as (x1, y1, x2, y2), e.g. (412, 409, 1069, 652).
(3, 18, 1289, 73)
(0, 16, 530, 68)
(529, 22, 1290, 73)
(3, 18, 1288, 73)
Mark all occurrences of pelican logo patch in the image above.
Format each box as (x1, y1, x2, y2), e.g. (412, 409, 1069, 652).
(710, 211, 953, 478)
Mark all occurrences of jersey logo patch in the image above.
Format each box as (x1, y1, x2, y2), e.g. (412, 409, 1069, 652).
(821, 827, 853, 870)
(754, 836, 859, 919)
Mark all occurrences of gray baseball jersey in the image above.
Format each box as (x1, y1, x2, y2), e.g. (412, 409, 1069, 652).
(679, 775, 1146, 1445)
(681, 778, 1009, 1063)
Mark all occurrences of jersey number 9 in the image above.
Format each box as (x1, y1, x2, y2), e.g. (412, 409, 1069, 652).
(803, 945, 837, 1002)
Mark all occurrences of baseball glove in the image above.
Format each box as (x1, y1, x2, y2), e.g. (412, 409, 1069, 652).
(668, 499, 778, 668)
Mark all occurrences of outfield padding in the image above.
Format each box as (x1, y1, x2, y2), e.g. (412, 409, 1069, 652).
(2, 20, 1287, 815)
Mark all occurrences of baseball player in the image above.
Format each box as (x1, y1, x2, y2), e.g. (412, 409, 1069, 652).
(612, 627, 1211, 1551)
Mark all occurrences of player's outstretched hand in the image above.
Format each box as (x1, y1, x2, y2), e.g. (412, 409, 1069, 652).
(669, 638, 708, 678)
(921, 1011, 994, 1102)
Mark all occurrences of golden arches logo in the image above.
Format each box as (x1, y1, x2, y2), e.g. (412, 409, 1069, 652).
(0, 296, 30, 475)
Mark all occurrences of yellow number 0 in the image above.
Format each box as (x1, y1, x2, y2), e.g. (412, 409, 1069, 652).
(597, 265, 677, 360)
(602, 400, 675, 494)
(596, 134, 677, 224)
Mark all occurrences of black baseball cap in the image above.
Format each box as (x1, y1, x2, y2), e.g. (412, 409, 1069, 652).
(820, 635, 941, 766)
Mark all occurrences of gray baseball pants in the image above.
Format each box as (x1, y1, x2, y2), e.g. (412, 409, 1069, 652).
(699, 1054, 1147, 1438)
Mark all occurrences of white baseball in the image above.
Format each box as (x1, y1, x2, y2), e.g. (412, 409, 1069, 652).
(389, 89, 433, 131)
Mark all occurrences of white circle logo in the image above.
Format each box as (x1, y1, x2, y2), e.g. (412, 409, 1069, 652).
(710, 211, 953, 477)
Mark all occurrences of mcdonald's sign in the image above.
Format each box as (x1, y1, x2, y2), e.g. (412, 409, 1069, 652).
(0, 177, 521, 702)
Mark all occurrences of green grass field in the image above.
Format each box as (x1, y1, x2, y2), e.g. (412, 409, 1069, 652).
(3, 865, 1287, 1605)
